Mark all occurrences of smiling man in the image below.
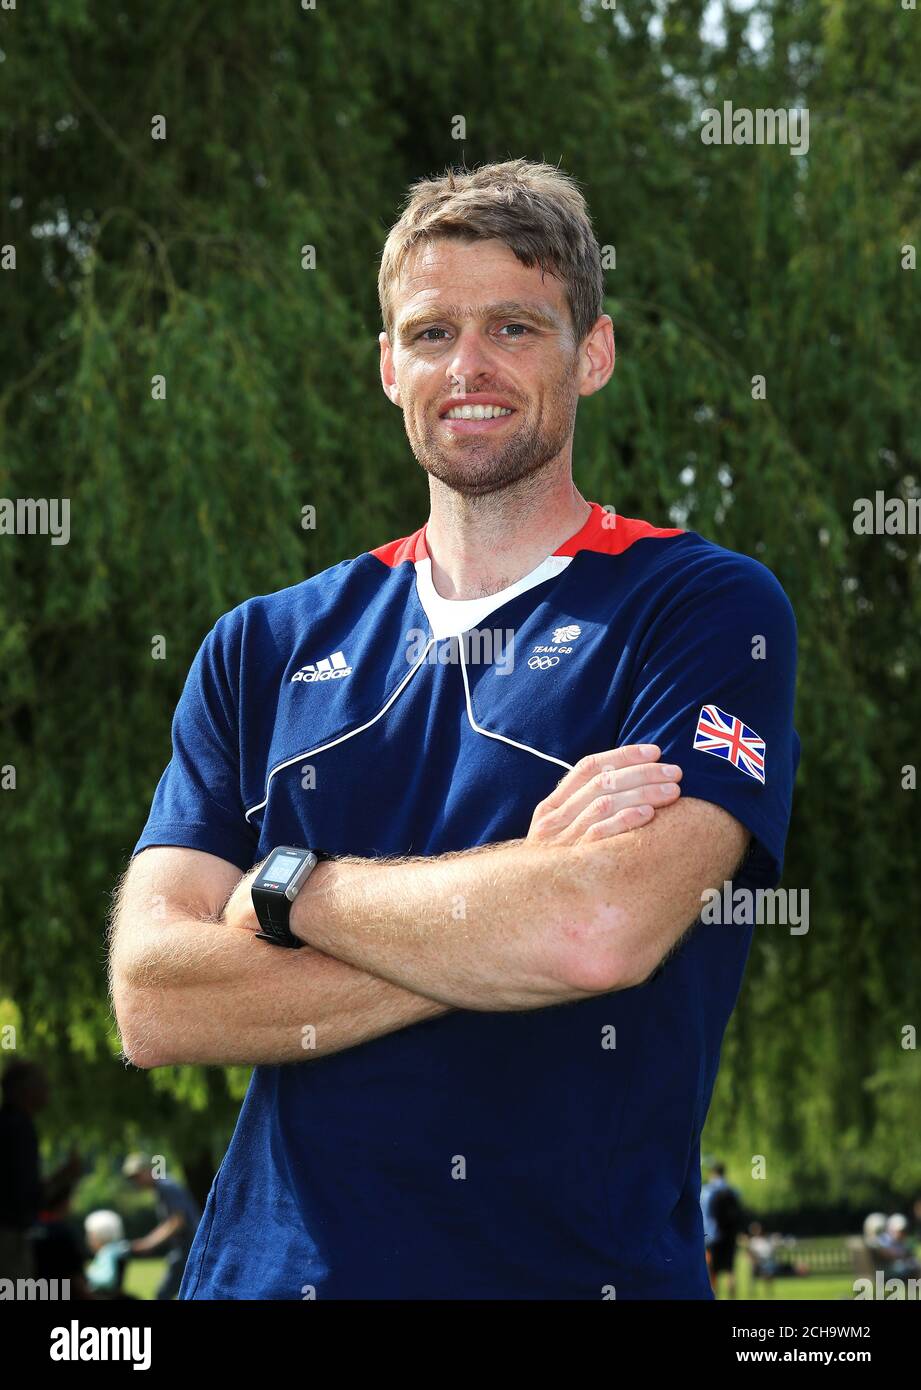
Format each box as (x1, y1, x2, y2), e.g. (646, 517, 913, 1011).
(110, 160, 799, 1300)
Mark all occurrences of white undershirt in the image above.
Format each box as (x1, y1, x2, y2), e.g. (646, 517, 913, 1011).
(413, 553, 573, 640)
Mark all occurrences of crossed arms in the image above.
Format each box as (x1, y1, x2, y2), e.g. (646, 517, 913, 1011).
(109, 746, 750, 1069)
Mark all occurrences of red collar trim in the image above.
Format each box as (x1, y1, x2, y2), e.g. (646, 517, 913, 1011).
(369, 502, 684, 568)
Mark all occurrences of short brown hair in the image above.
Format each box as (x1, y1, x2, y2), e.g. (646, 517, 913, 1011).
(378, 159, 604, 345)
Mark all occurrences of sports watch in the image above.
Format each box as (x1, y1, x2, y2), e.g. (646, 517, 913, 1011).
(251, 846, 328, 949)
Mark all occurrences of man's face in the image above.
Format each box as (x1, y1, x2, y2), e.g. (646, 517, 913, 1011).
(380, 237, 588, 497)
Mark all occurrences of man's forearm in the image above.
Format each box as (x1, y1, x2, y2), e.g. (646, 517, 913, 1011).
(133, 1215, 183, 1253)
(113, 911, 449, 1068)
(289, 800, 750, 1011)
(291, 837, 598, 1011)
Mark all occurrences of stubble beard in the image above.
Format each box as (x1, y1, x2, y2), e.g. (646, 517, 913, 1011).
(405, 372, 580, 499)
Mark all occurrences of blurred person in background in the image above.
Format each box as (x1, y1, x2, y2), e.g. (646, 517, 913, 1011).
(0, 1060, 80, 1281)
(863, 1212, 889, 1270)
(910, 1196, 921, 1249)
(122, 1153, 201, 1300)
(878, 1214, 920, 1280)
(31, 1183, 91, 1299)
(700, 1161, 743, 1297)
(744, 1221, 783, 1295)
(85, 1209, 134, 1297)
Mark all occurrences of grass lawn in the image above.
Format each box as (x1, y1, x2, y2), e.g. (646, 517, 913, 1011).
(728, 1262, 855, 1300)
(125, 1257, 854, 1300)
(119, 1244, 910, 1301)
(720, 1239, 894, 1301)
(123, 1259, 169, 1300)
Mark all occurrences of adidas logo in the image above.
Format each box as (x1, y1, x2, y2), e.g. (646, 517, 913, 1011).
(291, 650, 352, 683)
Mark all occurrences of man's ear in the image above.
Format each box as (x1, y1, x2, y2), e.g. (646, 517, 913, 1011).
(577, 314, 615, 399)
(379, 331, 401, 406)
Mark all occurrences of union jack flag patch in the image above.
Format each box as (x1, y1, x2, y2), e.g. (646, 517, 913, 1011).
(693, 704, 766, 784)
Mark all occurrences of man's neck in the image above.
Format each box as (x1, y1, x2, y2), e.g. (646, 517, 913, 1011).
(424, 475, 592, 601)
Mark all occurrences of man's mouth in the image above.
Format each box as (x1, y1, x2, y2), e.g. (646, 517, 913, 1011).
(438, 397, 517, 431)
(442, 404, 514, 421)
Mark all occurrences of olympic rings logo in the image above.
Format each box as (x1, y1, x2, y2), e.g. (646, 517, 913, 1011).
(528, 655, 560, 670)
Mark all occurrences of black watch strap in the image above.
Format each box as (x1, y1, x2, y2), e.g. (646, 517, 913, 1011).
(252, 906, 304, 950)
(253, 849, 331, 950)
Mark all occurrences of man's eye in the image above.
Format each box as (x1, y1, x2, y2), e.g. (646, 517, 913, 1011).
(417, 327, 449, 342)
(497, 323, 531, 338)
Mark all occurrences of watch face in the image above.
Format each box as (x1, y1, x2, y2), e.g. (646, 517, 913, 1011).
(260, 850, 305, 888)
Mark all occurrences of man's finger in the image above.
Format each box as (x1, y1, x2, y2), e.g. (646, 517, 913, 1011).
(580, 806, 656, 840)
(541, 744, 661, 813)
(563, 785, 679, 842)
(542, 758, 680, 835)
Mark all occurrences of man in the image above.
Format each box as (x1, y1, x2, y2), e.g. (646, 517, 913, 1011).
(911, 1195, 921, 1247)
(700, 1161, 743, 1296)
(877, 1213, 921, 1280)
(31, 1184, 93, 1301)
(121, 1154, 201, 1300)
(0, 1061, 80, 1282)
(109, 159, 799, 1299)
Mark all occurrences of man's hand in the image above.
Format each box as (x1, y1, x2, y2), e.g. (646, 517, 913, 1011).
(223, 743, 678, 935)
(110, 845, 453, 1068)
(221, 862, 266, 934)
(527, 744, 681, 845)
(130, 1213, 184, 1256)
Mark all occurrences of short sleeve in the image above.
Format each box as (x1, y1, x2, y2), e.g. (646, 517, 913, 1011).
(616, 552, 799, 887)
(133, 610, 259, 871)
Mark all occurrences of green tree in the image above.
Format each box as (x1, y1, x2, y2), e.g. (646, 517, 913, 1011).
(1, 0, 918, 1209)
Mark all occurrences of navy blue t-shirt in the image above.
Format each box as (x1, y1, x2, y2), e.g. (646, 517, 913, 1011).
(133, 502, 799, 1299)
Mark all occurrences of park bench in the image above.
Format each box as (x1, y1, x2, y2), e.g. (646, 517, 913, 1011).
(781, 1237, 853, 1275)
(845, 1237, 876, 1280)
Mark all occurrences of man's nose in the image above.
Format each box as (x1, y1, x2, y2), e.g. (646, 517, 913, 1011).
(447, 327, 494, 388)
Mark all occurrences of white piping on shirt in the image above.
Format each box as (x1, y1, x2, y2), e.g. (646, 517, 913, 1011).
(244, 636, 437, 821)
(457, 638, 574, 772)
(245, 627, 576, 825)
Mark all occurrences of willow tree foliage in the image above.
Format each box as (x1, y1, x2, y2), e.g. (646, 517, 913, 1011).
(0, 0, 918, 1209)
